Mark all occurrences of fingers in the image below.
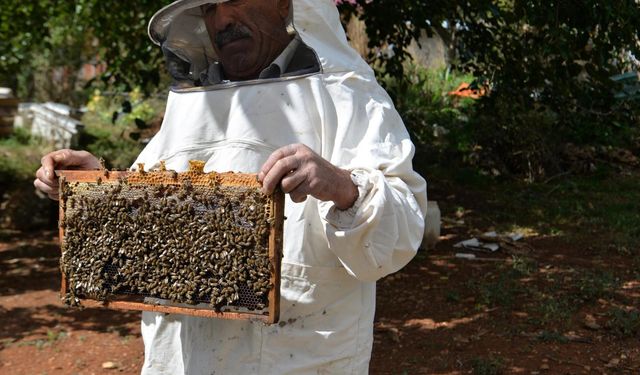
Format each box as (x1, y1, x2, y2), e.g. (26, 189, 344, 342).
(280, 169, 306, 194)
(260, 150, 302, 195)
(40, 153, 60, 183)
(41, 149, 100, 178)
(35, 149, 100, 201)
(52, 150, 100, 170)
(289, 191, 308, 203)
(35, 165, 57, 189)
(41, 149, 73, 178)
(35, 166, 58, 188)
(280, 170, 309, 203)
(34, 176, 59, 201)
(258, 144, 338, 206)
(37, 150, 74, 199)
(35, 165, 60, 200)
(258, 144, 296, 183)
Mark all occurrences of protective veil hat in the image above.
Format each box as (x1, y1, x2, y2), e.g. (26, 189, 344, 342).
(149, 0, 303, 87)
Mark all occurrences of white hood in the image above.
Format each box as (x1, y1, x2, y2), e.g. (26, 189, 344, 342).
(148, 0, 373, 86)
(137, 1, 427, 374)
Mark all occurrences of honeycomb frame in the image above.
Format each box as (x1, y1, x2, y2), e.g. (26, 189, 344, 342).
(57, 162, 284, 324)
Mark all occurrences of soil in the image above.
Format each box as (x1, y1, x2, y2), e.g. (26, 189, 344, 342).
(1, 191, 639, 374)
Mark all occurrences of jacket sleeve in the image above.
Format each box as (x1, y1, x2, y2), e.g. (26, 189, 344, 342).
(318, 84, 428, 282)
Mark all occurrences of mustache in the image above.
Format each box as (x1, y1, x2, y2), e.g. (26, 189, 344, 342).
(215, 25, 252, 49)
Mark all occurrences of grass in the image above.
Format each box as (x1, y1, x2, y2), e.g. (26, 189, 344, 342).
(16, 330, 68, 350)
(511, 256, 538, 276)
(534, 295, 573, 325)
(471, 356, 505, 375)
(445, 290, 462, 303)
(537, 330, 569, 343)
(428, 163, 640, 254)
(474, 269, 526, 310)
(0, 338, 16, 349)
(437, 164, 638, 336)
(0, 127, 54, 183)
(573, 270, 619, 304)
(607, 308, 640, 338)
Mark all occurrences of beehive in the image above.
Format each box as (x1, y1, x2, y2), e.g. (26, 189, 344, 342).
(0, 97, 18, 137)
(57, 161, 284, 323)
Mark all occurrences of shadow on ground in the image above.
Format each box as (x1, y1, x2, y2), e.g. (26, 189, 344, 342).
(0, 304, 139, 342)
(0, 231, 140, 343)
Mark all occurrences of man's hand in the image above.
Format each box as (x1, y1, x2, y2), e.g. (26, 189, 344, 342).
(258, 144, 359, 210)
(34, 149, 101, 201)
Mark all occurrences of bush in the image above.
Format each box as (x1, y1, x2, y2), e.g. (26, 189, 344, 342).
(386, 64, 640, 181)
(467, 96, 560, 179)
(383, 66, 476, 158)
(341, 1, 640, 180)
(80, 88, 164, 170)
(0, 128, 50, 183)
(81, 127, 143, 171)
(0, 129, 57, 230)
(607, 308, 640, 338)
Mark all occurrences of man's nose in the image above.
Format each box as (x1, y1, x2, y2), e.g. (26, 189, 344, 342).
(212, 3, 235, 32)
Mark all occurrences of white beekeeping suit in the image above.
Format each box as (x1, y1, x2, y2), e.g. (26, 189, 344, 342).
(135, 0, 427, 373)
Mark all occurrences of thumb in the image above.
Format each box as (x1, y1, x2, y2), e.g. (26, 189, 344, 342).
(43, 150, 99, 177)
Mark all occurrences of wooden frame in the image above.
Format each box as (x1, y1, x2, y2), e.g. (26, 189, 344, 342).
(57, 166, 283, 324)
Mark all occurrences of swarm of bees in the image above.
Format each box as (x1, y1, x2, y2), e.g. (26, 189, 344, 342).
(59, 166, 278, 314)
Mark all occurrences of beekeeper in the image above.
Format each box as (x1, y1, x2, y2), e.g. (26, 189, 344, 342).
(34, 0, 427, 373)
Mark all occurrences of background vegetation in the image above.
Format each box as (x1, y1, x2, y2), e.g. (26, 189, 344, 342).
(0, 0, 639, 209)
(0, 0, 171, 104)
(3, 0, 637, 180)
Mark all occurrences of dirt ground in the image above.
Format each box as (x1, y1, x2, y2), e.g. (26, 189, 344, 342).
(1, 191, 639, 374)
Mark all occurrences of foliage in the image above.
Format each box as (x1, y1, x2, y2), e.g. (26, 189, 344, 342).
(459, 0, 640, 177)
(574, 270, 618, 303)
(0, 2, 86, 103)
(467, 96, 560, 179)
(381, 65, 475, 154)
(607, 308, 640, 338)
(80, 89, 165, 169)
(81, 127, 144, 171)
(473, 268, 527, 309)
(535, 294, 573, 324)
(0, 128, 50, 182)
(2, 1, 639, 178)
(0, 0, 172, 101)
(338, 0, 456, 78)
(471, 356, 505, 375)
(339, 0, 640, 178)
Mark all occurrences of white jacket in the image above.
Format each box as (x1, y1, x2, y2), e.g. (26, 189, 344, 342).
(134, 0, 427, 373)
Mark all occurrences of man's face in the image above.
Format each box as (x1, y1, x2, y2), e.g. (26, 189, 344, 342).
(203, 0, 292, 81)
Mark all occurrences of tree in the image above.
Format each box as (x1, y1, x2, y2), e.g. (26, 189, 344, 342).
(2, 1, 639, 176)
(338, 0, 640, 177)
(0, 0, 172, 101)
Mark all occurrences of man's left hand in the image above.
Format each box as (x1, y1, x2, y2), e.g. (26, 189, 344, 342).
(258, 144, 359, 210)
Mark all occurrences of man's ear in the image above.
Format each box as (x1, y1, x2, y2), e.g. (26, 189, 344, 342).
(276, 0, 291, 21)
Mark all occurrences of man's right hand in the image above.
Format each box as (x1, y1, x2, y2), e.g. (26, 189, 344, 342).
(34, 149, 101, 201)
